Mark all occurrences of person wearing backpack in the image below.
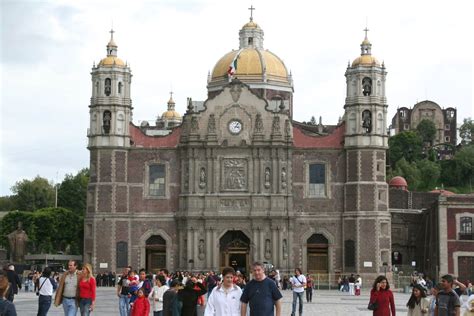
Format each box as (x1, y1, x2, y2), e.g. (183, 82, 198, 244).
(290, 268, 307, 316)
(37, 267, 58, 316)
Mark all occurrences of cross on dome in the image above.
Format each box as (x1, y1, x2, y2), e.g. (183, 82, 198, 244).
(363, 27, 369, 40)
(248, 5, 255, 21)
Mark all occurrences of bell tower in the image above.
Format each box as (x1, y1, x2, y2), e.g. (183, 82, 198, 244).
(343, 29, 391, 278)
(88, 29, 132, 148)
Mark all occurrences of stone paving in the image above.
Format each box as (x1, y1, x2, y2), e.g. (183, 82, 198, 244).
(14, 287, 411, 315)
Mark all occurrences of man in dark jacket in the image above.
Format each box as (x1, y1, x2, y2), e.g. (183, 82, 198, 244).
(163, 279, 182, 316)
(4, 265, 21, 302)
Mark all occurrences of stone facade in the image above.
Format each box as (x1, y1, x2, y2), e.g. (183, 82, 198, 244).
(85, 21, 392, 280)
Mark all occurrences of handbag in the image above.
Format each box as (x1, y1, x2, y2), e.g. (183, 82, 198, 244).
(36, 278, 48, 296)
(367, 301, 378, 311)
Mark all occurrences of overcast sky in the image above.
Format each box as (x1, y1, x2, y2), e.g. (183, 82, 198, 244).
(1, 0, 472, 196)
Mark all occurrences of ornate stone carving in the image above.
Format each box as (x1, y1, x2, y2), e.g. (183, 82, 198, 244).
(199, 167, 206, 189)
(230, 84, 243, 103)
(198, 239, 205, 260)
(255, 114, 264, 134)
(223, 159, 247, 190)
(264, 167, 271, 189)
(207, 114, 216, 134)
(184, 164, 189, 189)
(220, 199, 250, 208)
(191, 116, 199, 132)
(272, 116, 281, 134)
(281, 167, 287, 189)
(265, 238, 271, 259)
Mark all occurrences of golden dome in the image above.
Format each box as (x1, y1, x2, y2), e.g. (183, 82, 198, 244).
(243, 21, 259, 29)
(352, 55, 379, 67)
(162, 110, 181, 119)
(99, 56, 125, 67)
(210, 48, 288, 83)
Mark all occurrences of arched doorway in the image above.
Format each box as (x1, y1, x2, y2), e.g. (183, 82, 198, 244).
(219, 231, 250, 276)
(146, 235, 166, 273)
(307, 234, 329, 274)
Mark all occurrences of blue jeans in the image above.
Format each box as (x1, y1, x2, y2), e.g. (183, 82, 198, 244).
(79, 298, 92, 316)
(291, 291, 304, 316)
(37, 295, 52, 316)
(63, 297, 78, 316)
(119, 294, 130, 316)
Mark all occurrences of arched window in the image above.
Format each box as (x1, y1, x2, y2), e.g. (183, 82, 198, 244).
(362, 77, 372, 96)
(104, 78, 111, 96)
(103, 110, 111, 134)
(118, 82, 122, 94)
(362, 110, 372, 133)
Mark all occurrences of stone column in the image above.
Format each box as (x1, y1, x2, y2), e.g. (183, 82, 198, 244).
(193, 229, 198, 271)
(259, 229, 265, 261)
(212, 229, 218, 270)
(187, 229, 193, 270)
(252, 227, 259, 263)
(206, 228, 212, 269)
(272, 226, 278, 268)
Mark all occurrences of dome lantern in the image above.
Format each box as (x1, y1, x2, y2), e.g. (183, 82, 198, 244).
(98, 29, 125, 67)
(239, 6, 264, 49)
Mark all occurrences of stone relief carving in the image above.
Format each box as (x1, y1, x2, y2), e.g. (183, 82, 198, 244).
(255, 114, 263, 134)
(230, 84, 243, 103)
(198, 239, 205, 260)
(191, 116, 199, 132)
(199, 167, 206, 189)
(265, 239, 271, 259)
(220, 199, 250, 208)
(207, 114, 216, 134)
(223, 159, 247, 190)
(272, 116, 281, 134)
(264, 167, 271, 189)
(281, 168, 287, 189)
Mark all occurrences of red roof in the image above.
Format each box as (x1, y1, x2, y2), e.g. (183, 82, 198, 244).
(129, 124, 181, 148)
(293, 123, 345, 149)
(389, 176, 408, 188)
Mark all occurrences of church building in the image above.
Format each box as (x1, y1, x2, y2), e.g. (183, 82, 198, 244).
(85, 15, 391, 280)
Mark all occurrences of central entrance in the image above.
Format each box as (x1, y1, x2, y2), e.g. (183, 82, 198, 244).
(145, 235, 166, 274)
(219, 230, 250, 276)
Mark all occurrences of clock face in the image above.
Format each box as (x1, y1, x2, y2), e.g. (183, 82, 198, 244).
(228, 120, 242, 134)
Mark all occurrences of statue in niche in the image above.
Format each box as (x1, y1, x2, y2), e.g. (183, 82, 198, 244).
(264, 239, 271, 259)
(272, 116, 281, 134)
(283, 239, 288, 259)
(362, 110, 372, 133)
(230, 84, 243, 103)
(190, 116, 199, 132)
(198, 239, 205, 260)
(255, 114, 263, 134)
(184, 165, 189, 189)
(264, 167, 271, 189)
(103, 111, 111, 134)
(281, 168, 287, 189)
(199, 167, 206, 189)
(7, 222, 29, 263)
(362, 77, 372, 96)
(207, 114, 216, 134)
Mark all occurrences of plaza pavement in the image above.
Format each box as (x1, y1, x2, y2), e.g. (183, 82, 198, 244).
(14, 287, 411, 315)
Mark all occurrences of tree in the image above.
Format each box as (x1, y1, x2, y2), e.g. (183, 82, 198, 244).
(459, 117, 474, 145)
(0, 196, 15, 212)
(453, 145, 474, 189)
(58, 168, 89, 214)
(416, 159, 441, 190)
(388, 131, 423, 167)
(392, 158, 421, 190)
(11, 176, 55, 211)
(416, 119, 437, 144)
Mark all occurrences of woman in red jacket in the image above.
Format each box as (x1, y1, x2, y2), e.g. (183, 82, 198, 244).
(79, 263, 96, 316)
(131, 287, 150, 316)
(369, 275, 396, 316)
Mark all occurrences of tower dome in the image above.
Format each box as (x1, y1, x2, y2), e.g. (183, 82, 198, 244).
(98, 29, 126, 67)
(351, 28, 380, 67)
(207, 13, 293, 99)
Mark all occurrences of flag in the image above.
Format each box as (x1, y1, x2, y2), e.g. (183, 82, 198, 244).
(227, 51, 241, 76)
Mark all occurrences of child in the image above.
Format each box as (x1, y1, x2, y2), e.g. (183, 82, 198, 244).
(131, 288, 150, 316)
(128, 270, 140, 305)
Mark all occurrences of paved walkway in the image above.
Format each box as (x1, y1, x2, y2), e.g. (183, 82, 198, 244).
(14, 287, 411, 315)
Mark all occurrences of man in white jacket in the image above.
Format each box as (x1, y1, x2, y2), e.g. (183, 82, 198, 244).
(204, 267, 242, 316)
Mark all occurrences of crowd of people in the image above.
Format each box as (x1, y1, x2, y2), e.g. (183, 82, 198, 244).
(1, 260, 474, 316)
